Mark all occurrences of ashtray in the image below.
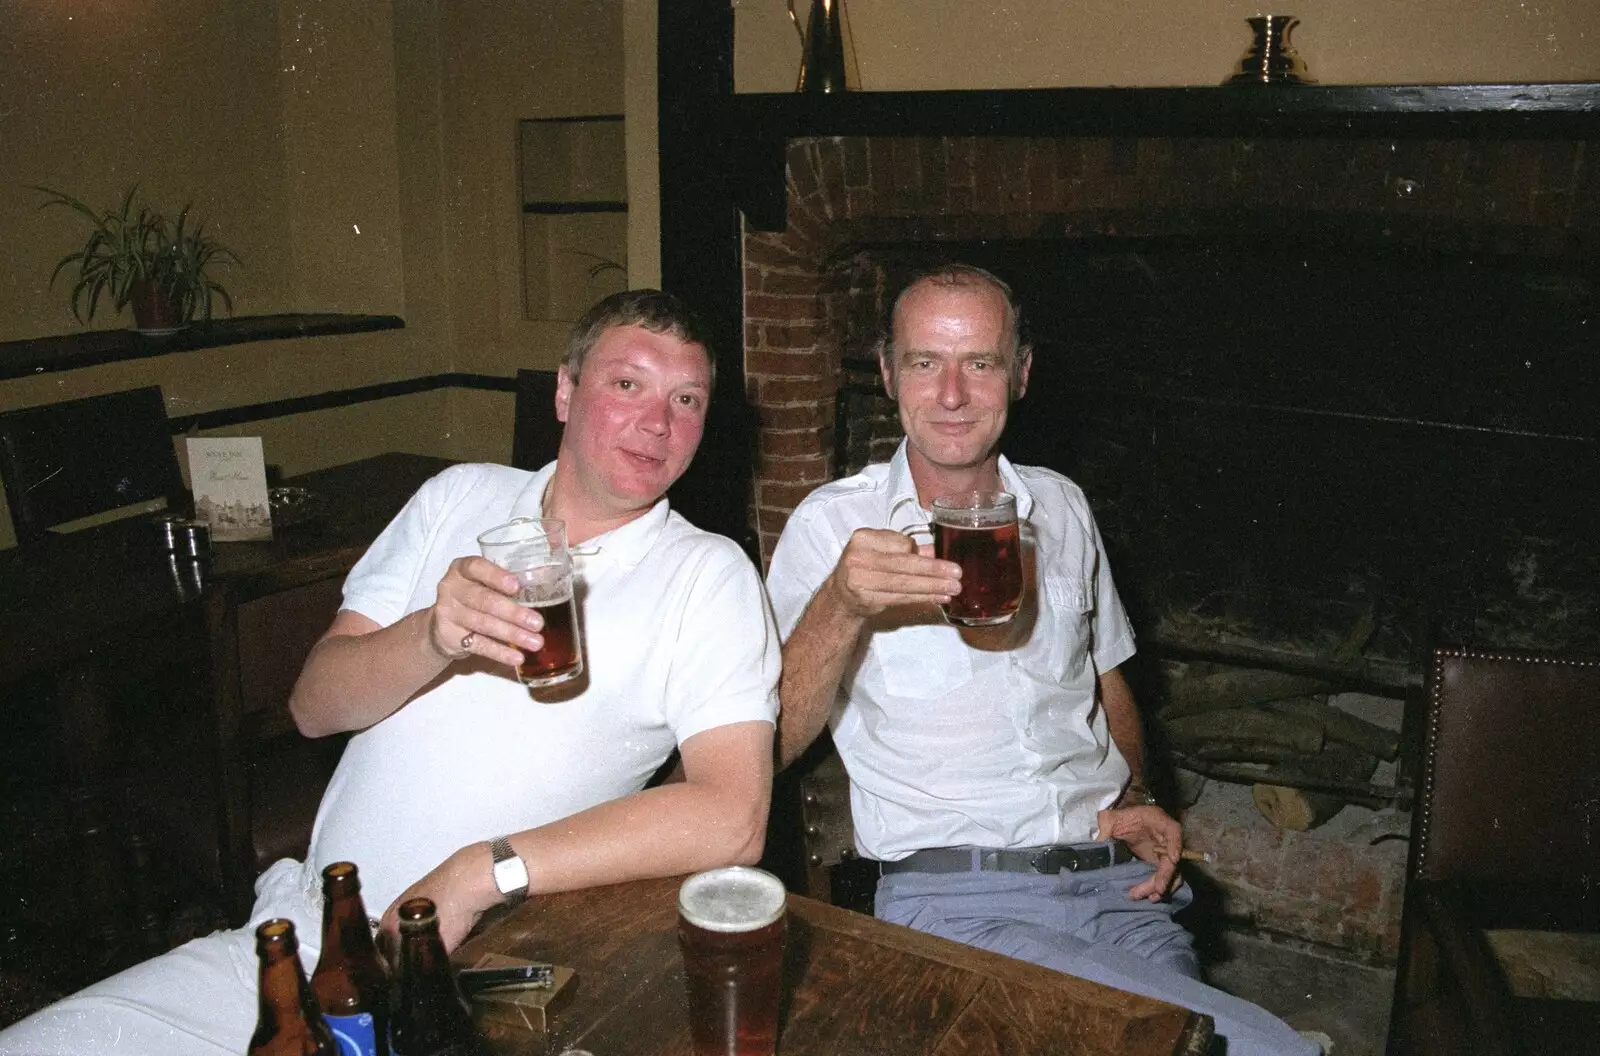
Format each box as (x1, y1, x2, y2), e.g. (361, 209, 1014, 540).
(269, 486, 327, 529)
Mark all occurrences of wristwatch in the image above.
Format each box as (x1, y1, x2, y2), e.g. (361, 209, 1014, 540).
(489, 835, 530, 905)
(1118, 780, 1157, 808)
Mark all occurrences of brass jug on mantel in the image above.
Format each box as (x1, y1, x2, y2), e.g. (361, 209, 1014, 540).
(788, 0, 849, 93)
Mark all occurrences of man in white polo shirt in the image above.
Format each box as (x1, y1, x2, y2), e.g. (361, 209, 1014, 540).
(766, 265, 1318, 1056)
(1, 290, 780, 1056)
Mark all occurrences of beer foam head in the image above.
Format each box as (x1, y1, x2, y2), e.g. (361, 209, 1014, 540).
(678, 867, 787, 932)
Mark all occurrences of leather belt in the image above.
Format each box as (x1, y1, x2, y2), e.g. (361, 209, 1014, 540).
(880, 841, 1136, 876)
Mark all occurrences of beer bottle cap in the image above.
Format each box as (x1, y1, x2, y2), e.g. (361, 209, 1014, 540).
(678, 867, 786, 933)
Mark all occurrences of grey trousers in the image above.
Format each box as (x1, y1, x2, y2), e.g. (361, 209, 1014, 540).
(875, 862, 1320, 1056)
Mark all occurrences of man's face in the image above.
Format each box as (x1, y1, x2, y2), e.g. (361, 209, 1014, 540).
(555, 323, 712, 515)
(882, 280, 1030, 479)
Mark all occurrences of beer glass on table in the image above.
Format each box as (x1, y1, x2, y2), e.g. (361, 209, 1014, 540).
(477, 517, 583, 688)
(904, 490, 1024, 626)
(677, 866, 787, 1056)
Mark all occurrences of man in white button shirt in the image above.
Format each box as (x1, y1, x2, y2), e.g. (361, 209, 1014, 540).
(2, 290, 781, 1056)
(766, 265, 1318, 1056)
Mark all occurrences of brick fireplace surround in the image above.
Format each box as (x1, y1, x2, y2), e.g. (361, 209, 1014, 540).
(740, 133, 1596, 959)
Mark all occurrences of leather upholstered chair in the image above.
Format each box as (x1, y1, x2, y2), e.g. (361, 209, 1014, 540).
(1387, 646, 1600, 1056)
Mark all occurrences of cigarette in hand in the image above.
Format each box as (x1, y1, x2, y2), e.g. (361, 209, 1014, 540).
(1180, 849, 1215, 864)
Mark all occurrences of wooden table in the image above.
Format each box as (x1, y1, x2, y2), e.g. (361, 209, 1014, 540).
(456, 875, 1213, 1056)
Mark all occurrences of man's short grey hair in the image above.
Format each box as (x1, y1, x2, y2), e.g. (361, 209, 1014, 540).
(879, 263, 1031, 393)
(563, 289, 715, 388)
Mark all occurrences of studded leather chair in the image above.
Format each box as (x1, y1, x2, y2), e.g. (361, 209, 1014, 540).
(1387, 646, 1600, 1056)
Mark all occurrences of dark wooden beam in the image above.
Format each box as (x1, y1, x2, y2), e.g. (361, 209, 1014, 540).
(658, 3, 756, 554)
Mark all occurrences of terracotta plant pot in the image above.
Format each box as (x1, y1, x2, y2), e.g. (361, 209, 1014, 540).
(129, 279, 185, 333)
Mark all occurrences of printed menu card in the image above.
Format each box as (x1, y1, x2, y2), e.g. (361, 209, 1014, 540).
(186, 437, 273, 542)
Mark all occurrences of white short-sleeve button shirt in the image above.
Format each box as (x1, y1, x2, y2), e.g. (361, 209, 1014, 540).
(766, 441, 1136, 861)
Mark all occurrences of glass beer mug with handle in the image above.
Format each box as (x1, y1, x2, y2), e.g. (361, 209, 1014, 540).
(477, 517, 584, 689)
(902, 490, 1024, 626)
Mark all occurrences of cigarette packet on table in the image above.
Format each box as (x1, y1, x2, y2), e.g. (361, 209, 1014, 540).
(466, 953, 578, 1050)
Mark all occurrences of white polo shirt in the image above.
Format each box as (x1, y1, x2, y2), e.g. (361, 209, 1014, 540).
(306, 461, 781, 914)
(766, 441, 1136, 860)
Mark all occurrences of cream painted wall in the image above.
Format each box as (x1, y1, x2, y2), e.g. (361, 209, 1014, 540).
(0, 0, 645, 548)
(737, 0, 1600, 91)
(0, 2, 292, 337)
(625, 0, 663, 289)
(279, 1, 407, 315)
(436, 0, 624, 378)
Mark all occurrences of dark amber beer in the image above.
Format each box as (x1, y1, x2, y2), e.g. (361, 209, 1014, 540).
(249, 918, 335, 1056)
(914, 490, 1023, 626)
(934, 518, 1023, 626)
(479, 517, 585, 689)
(311, 862, 388, 1056)
(514, 591, 581, 687)
(677, 867, 787, 1056)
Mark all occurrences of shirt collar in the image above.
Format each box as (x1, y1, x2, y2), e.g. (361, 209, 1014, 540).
(883, 439, 1036, 528)
(506, 460, 670, 570)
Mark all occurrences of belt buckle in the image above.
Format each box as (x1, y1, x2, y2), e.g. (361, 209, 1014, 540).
(1029, 847, 1077, 874)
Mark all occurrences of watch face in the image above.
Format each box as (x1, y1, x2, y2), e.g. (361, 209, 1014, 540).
(493, 855, 529, 896)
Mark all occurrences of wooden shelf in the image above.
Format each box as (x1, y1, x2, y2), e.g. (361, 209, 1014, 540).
(725, 83, 1600, 229)
(0, 313, 404, 382)
(729, 83, 1600, 138)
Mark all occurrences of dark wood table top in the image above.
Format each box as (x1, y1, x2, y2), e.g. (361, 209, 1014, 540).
(0, 451, 453, 682)
(456, 875, 1212, 1056)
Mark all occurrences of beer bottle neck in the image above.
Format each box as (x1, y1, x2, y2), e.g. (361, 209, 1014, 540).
(254, 943, 329, 1053)
(319, 889, 380, 968)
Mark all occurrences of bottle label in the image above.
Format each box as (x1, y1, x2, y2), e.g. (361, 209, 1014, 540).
(323, 1011, 379, 1056)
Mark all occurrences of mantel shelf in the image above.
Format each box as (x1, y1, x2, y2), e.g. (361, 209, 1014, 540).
(730, 83, 1600, 138)
(724, 82, 1600, 231)
(0, 313, 404, 382)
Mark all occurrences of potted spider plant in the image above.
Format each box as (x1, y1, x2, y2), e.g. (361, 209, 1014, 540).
(36, 185, 239, 334)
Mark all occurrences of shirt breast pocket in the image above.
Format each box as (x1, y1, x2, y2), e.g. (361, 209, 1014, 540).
(870, 622, 973, 699)
(1039, 573, 1094, 681)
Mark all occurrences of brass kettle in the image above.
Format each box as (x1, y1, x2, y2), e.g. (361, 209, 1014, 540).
(788, 0, 849, 93)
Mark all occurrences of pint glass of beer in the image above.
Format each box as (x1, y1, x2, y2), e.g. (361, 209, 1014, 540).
(677, 866, 787, 1056)
(905, 490, 1024, 626)
(478, 517, 583, 688)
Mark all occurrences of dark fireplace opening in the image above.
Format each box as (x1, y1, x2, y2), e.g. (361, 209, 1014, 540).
(743, 131, 1598, 957)
(828, 236, 1600, 687)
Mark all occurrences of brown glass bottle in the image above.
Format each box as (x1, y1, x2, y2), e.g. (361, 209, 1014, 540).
(389, 897, 482, 1056)
(250, 918, 335, 1056)
(311, 862, 389, 1056)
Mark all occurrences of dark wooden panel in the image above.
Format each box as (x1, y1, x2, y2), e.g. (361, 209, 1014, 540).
(511, 370, 562, 471)
(237, 577, 343, 717)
